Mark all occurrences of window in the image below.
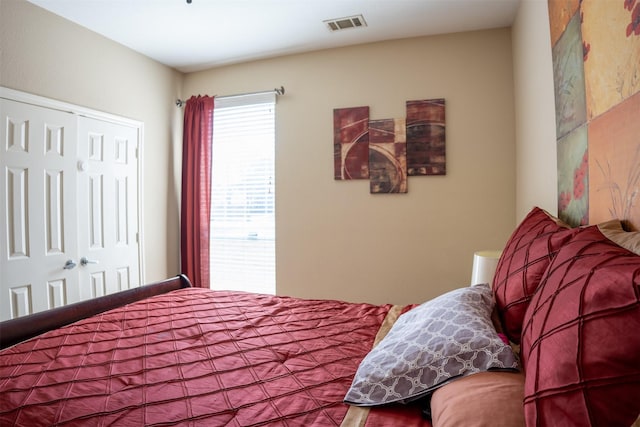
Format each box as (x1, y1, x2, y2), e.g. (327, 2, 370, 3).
(210, 92, 276, 294)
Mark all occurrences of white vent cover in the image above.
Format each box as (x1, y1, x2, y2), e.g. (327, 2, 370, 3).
(324, 15, 367, 32)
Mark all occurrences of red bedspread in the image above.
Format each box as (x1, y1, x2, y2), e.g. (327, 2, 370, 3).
(0, 288, 430, 426)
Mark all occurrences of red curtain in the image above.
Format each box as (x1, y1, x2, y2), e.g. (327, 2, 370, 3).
(181, 95, 214, 288)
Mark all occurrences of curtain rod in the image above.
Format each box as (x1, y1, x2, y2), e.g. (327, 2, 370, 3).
(175, 86, 284, 107)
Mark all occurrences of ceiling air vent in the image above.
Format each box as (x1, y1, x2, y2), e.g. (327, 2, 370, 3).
(324, 15, 367, 32)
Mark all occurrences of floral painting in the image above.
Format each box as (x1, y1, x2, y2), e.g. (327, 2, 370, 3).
(368, 118, 407, 194)
(549, 0, 640, 229)
(547, 0, 580, 47)
(557, 125, 589, 226)
(588, 93, 640, 230)
(581, 0, 640, 120)
(333, 106, 369, 180)
(551, 12, 587, 141)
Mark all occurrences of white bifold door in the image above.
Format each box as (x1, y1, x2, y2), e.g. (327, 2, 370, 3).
(0, 93, 143, 321)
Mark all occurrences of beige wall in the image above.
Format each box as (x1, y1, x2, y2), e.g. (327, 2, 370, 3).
(512, 0, 558, 221)
(2, 0, 532, 305)
(184, 29, 517, 305)
(0, 0, 183, 283)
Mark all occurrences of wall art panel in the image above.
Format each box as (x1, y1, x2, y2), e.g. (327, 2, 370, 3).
(333, 106, 370, 180)
(406, 99, 446, 176)
(369, 118, 407, 194)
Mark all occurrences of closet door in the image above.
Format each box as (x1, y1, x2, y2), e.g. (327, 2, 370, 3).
(0, 99, 80, 320)
(1, 90, 144, 321)
(77, 117, 140, 299)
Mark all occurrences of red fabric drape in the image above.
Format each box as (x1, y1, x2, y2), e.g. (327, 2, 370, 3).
(181, 95, 214, 288)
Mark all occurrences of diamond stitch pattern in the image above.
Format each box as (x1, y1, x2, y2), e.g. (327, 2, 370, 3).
(521, 225, 640, 427)
(492, 207, 578, 343)
(0, 288, 400, 426)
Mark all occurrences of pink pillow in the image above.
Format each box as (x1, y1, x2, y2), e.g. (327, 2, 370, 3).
(520, 224, 640, 427)
(430, 371, 525, 427)
(492, 207, 577, 343)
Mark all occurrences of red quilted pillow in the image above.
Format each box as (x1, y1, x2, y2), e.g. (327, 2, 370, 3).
(492, 207, 577, 343)
(520, 224, 640, 427)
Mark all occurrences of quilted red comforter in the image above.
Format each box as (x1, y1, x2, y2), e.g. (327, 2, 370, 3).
(0, 288, 430, 426)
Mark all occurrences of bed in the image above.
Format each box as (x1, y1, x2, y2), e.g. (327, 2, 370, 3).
(2, 207, 640, 427)
(0, 275, 433, 426)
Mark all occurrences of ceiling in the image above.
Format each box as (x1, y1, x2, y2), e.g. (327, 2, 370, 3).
(26, 0, 521, 74)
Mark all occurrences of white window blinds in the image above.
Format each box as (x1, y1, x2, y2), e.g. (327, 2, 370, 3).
(210, 92, 276, 294)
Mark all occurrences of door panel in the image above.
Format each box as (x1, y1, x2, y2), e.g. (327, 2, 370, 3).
(1, 99, 79, 320)
(77, 117, 140, 298)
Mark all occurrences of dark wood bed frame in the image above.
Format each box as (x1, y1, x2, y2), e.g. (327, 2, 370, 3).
(0, 274, 192, 350)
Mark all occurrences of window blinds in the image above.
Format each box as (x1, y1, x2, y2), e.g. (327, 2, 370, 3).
(210, 92, 275, 294)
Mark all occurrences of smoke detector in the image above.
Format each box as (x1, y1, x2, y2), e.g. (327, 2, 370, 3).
(324, 15, 367, 32)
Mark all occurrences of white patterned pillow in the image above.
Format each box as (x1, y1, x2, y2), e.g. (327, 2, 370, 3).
(344, 283, 519, 406)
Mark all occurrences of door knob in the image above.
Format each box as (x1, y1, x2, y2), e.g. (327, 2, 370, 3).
(63, 259, 77, 270)
(80, 257, 99, 266)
